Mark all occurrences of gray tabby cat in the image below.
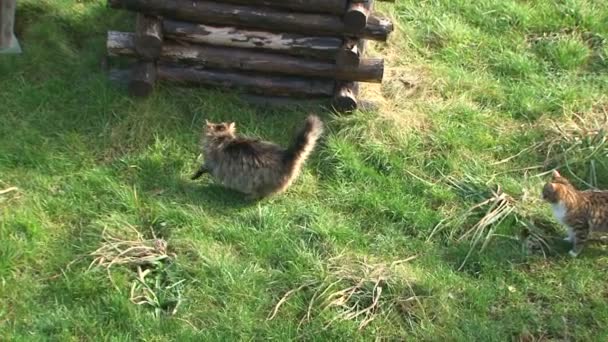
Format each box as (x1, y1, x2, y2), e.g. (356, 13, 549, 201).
(191, 115, 323, 200)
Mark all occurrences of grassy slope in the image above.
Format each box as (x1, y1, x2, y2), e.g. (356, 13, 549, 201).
(1, 0, 608, 340)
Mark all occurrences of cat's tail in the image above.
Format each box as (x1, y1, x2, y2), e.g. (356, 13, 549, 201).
(281, 115, 323, 187)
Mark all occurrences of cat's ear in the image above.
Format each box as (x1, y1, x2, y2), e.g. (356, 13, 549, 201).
(227, 122, 235, 130)
(552, 170, 561, 179)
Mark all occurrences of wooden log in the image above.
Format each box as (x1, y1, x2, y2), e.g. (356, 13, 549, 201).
(162, 20, 341, 60)
(335, 58, 382, 83)
(211, 0, 348, 16)
(108, 0, 392, 41)
(129, 62, 156, 97)
(359, 15, 393, 41)
(344, 0, 373, 32)
(107, 31, 136, 56)
(156, 63, 336, 98)
(333, 82, 359, 112)
(135, 13, 162, 61)
(0, 0, 20, 53)
(108, 31, 384, 83)
(240, 94, 331, 109)
(0, 0, 15, 48)
(336, 38, 366, 67)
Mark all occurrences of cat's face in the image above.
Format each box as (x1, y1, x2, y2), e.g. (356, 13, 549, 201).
(542, 170, 574, 204)
(204, 120, 236, 138)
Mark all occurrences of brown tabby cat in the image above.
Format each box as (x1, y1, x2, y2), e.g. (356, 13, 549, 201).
(542, 170, 608, 257)
(191, 115, 323, 200)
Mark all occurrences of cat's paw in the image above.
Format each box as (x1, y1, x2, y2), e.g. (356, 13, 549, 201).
(568, 249, 580, 258)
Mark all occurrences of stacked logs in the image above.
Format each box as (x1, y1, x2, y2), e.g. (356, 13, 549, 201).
(106, 0, 395, 112)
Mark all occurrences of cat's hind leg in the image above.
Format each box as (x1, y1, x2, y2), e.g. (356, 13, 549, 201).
(569, 225, 589, 257)
(191, 165, 209, 180)
(563, 226, 575, 242)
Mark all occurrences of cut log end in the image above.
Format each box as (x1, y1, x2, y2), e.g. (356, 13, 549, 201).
(344, 0, 373, 32)
(333, 82, 359, 113)
(129, 62, 157, 97)
(361, 15, 393, 41)
(344, 12, 367, 31)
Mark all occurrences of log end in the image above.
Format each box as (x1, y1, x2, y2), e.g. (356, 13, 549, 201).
(128, 62, 157, 97)
(344, 11, 368, 32)
(333, 82, 358, 113)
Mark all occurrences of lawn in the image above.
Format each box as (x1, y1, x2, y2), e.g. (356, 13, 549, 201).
(1, 0, 608, 340)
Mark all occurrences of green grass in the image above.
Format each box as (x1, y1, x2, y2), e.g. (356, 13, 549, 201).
(1, 0, 608, 340)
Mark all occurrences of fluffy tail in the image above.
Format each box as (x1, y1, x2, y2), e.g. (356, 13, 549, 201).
(282, 115, 323, 185)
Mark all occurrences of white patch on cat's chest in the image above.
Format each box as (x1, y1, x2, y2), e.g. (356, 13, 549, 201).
(551, 201, 568, 225)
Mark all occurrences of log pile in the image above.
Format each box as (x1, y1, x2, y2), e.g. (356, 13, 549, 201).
(106, 0, 395, 112)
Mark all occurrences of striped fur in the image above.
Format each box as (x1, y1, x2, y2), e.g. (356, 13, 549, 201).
(192, 115, 323, 199)
(542, 170, 608, 257)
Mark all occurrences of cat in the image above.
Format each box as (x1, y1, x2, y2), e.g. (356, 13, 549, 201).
(542, 170, 608, 257)
(191, 115, 323, 200)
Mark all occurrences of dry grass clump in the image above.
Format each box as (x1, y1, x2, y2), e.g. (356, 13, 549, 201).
(538, 105, 608, 188)
(0, 184, 20, 206)
(88, 227, 173, 270)
(429, 176, 521, 269)
(267, 255, 423, 331)
(87, 226, 184, 317)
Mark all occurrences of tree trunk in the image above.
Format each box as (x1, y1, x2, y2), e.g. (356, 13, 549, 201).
(162, 20, 341, 60)
(156, 63, 336, 98)
(210, 0, 348, 16)
(344, 0, 373, 33)
(129, 62, 156, 97)
(108, 31, 384, 82)
(333, 81, 359, 112)
(0, 0, 17, 50)
(108, 0, 392, 40)
(135, 13, 162, 61)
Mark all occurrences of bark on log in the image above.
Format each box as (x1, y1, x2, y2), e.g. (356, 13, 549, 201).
(335, 58, 382, 83)
(240, 94, 330, 108)
(162, 20, 341, 60)
(157, 63, 335, 98)
(359, 16, 393, 41)
(336, 38, 366, 67)
(0, 0, 16, 49)
(129, 62, 156, 97)
(333, 82, 359, 112)
(210, 0, 348, 16)
(107, 31, 136, 56)
(108, 31, 384, 82)
(344, 0, 373, 32)
(108, 0, 392, 40)
(135, 13, 162, 61)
